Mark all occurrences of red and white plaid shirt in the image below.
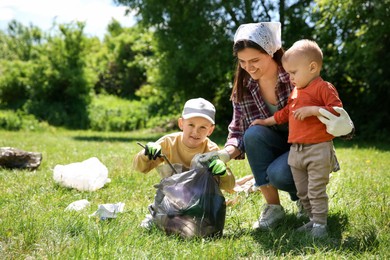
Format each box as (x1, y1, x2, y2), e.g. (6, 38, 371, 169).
(225, 66, 293, 157)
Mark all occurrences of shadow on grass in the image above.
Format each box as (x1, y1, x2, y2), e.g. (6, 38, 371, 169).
(244, 212, 380, 256)
(72, 135, 161, 143)
(333, 138, 390, 151)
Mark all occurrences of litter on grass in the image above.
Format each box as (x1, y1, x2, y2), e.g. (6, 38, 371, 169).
(65, 199, 91, 211)
(53, 157, 111, 191)
(89, 202, 125, 220)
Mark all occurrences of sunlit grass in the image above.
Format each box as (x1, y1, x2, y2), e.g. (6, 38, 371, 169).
(0, 129, 389, 259)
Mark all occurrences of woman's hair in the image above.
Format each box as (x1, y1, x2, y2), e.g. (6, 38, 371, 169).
(231, 40, 284, 102)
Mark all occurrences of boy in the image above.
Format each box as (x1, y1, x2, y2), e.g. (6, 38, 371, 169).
(251, 39, 342, 238)
(133, 97, 235, 228)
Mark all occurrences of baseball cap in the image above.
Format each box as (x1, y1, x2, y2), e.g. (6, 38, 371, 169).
(182, 98, 216, 124)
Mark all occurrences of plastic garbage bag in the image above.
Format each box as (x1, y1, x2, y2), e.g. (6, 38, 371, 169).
(65, 199, 90, 211)
(150, 165, 226, 239)
(53, 157, 111, 191)
(89, 202, 125, 220)
(156, 163, 184, 179)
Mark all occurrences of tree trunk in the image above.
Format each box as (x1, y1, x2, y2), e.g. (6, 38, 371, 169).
(0, 147, 42, 170)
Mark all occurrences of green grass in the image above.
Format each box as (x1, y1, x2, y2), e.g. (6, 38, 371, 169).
(0, 129, 389, 259)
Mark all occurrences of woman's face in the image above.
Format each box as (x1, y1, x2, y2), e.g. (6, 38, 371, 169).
(237, 48, 274, 80)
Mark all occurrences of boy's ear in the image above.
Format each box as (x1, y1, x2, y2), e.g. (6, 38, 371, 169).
(178, 118, 183, 130)
(207, 124, 215, 136)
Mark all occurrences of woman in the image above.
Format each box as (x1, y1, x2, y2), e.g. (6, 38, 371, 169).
(199, 22, 354, 230)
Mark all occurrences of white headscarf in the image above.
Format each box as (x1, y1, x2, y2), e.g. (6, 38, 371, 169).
(234, 22, 282, 56)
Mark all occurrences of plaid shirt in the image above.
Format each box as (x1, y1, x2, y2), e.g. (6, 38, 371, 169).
(225, 66, 293, 157)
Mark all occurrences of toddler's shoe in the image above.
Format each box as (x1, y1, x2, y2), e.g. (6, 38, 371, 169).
(296, 220, 314, 232)
(310, 223, 328, 238)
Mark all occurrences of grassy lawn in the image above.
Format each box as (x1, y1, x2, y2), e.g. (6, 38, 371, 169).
(0, 129, 389, 259)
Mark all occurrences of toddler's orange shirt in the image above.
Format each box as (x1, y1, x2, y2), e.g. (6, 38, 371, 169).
(274, 77, 342, 144)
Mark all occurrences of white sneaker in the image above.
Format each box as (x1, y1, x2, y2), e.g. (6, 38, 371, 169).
(252, 204, 285, 230)
(140, 214, 154, 230)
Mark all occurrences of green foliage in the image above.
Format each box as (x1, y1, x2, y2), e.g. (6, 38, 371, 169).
(1, 1, 389, 139)
(0, 110, 50, 131)
(115, 0, 236, 108)
(25, 22, 93, 129)
(113, 0, 390, 139)
(0, 60, 31, 109)
(0, 129, 389, 258)
(312, 0, 390, 139)
(93, 21, 154, 98)
(282, 0, 317, 47)
(88, 94, 148, 131)
(0, 20, 43, 61)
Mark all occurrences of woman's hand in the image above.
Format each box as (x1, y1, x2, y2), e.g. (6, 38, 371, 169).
(250, 119, 266, 126)
(250, 116, 276, 127)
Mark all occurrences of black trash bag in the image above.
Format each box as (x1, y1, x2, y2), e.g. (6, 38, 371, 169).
(149, 166, 226, 239)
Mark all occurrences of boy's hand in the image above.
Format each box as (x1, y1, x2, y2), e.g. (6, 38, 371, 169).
(197, 149, 230, 163)
(144, 142, 162, 160)
(209, 159, 226, 176)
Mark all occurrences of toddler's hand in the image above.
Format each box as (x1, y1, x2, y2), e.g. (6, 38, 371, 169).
(293, 106, 318, 120)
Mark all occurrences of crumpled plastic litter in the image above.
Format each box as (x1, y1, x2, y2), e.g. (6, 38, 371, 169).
(225, 175, 261, 207)
(233, 175, 259, 195)
(89, 202, 125, 220)
(65, 199, 90, 211)
(53, 157, 111, 191)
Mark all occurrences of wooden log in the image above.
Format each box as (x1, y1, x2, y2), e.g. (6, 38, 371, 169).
(0, 147, 42, 170)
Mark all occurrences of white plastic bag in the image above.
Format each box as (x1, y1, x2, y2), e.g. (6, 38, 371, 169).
(53, 157, 111, 191)
(89, 202, 125, 220)
(65, 199, 90, 211)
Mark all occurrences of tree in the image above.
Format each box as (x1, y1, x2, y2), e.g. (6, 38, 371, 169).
(313, 0, 390, 138)
(93, 20, 153, 98)
(0, 21, 42, 109)
(115, 0, 291, 123)
(0, 20, 42, 61)
(26, 22, 93, 128)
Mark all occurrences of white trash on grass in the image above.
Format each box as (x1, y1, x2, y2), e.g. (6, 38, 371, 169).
(89, 202, 125, 220)
(53, 157, 111, 191)
(65, 199, 91, 211)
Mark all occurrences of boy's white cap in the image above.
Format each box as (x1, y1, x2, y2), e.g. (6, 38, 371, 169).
(234, 22, 282, 56)
(182, 98, 215, 124)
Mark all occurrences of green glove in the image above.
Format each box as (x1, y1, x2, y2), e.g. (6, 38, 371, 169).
(209, 159, 226, 176)
(144, 142, 162, 160)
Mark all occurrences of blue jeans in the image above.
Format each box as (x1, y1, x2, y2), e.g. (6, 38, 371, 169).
(243, 125, 298, 201)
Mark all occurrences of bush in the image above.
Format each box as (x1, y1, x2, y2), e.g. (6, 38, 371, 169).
(0, 60, 31, 109)
(0, 110, 49, 131)
(24, 22, 92, 129)
(88, 94, 148, 131)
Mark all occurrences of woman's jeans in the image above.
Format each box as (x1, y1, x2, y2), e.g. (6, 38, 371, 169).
(243, 125, 298, 201)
